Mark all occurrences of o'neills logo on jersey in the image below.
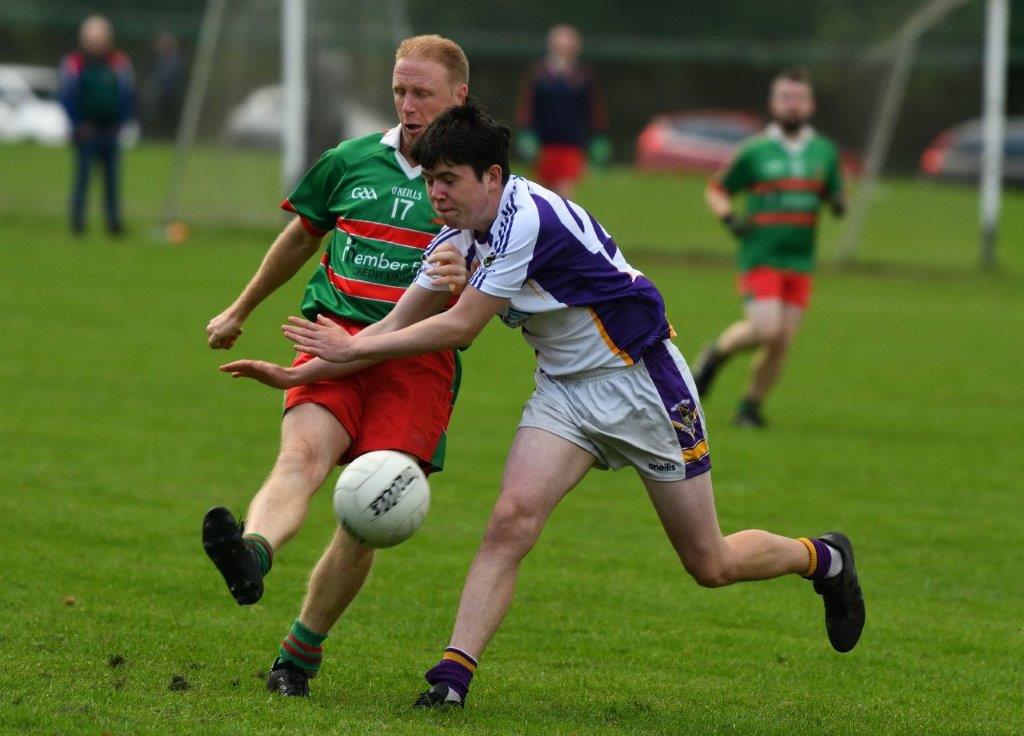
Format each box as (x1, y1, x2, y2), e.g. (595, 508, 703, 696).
(390, 186, 423, 200)
(350, 187, 378, 200)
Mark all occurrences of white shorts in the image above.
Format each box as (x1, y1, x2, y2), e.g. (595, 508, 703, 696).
(519, 340, 711, 481)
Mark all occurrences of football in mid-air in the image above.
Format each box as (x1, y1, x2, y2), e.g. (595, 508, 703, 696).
(333, 450, 430, 548)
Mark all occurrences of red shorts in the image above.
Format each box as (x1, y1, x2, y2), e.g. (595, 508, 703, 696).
(283, 316, 457, 471)
(737, 266, 813, 309)
(536, 144, 586, 187)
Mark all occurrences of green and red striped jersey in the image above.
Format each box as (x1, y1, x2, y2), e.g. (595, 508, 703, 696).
(283, 126, 442, 324)
(717, 124, 843, 273)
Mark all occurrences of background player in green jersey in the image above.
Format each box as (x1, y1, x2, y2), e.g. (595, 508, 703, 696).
(201, 35, 470, 698)
(696, 68, 845, 427)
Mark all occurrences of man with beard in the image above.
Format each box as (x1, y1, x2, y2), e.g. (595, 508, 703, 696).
(695, 68, 845, 428)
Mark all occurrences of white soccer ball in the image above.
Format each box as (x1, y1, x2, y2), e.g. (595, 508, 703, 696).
(333, 450, 430, 548)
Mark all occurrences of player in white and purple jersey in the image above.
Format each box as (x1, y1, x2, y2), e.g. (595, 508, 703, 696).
(273, 101, 866, 710)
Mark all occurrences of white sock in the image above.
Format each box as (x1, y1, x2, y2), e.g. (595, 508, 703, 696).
(825, 544, 844, 578)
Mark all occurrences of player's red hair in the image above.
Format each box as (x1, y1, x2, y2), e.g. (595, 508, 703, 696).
(396, 35, 469, 88)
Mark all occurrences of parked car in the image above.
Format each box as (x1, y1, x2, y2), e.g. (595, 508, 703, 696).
(0, 63, 139, 147)
(920, 118, 1024, 186)
(224, 84, 390, 149)
(635, 109, 761, 173)
(0, 64, 69, 145)
(4, 64, 60, 99)
(636, 108, 862, 177)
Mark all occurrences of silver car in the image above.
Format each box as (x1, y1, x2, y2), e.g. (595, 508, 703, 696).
(920, 118, 1024, 186)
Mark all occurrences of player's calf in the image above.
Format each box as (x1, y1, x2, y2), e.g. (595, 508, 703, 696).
(479, 495, 546, 561)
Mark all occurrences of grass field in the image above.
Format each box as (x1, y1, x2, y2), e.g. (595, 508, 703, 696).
(1, 143, 1022, 735)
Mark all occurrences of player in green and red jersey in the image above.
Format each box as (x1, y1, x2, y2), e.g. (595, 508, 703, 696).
(200, 35, 471, 698)
(696, 68, 845, 428)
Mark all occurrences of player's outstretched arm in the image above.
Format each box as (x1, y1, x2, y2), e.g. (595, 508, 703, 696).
(218, 359, 307, 389)
(206, 218, 323, 350)
(285, 287, 507, 364)
(217, 352, 383, 388)
(217, 287, 451, 388)
(216, 248, 470, 388)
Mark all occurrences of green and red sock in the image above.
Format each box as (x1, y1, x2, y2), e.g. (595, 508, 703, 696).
(242, 532, 273, 576)
(277, 619, 327, 676)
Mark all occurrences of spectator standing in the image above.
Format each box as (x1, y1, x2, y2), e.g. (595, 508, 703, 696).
(142, 32, 185, 139)
(515, 24, 609, 199)
(59, 15, 136, 236)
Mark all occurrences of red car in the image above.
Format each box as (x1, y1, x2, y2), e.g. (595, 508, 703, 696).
(635, 109, 762, 173)
(636, 109, 862, 176)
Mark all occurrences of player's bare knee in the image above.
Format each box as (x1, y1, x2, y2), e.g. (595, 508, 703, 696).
(767, 330, 790, 354)
(756, 324, 786, 348)
(274, 439, 331, 489)
(483, 497, 542, 557)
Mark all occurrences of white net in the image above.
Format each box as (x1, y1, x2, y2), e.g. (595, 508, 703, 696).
(163, 0, 401, 229)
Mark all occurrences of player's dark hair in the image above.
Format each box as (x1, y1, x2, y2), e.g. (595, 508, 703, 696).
(412, 98, 511, 184)
(774, 66, 813, 88)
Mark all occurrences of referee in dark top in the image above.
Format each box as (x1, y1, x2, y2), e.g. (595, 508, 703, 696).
(515, 25, 609, 199)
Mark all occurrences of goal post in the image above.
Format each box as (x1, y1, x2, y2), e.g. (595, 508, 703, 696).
(979, 0, 1010, 269)
(838, 0, 1010, 270)
(838, 0, 974, 265)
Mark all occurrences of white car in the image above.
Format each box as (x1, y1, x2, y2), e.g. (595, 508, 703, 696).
(224, 84, 389, 148)
(0, 64, 70, 146)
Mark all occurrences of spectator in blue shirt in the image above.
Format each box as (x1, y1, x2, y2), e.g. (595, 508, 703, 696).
(59, 15, 136, 236)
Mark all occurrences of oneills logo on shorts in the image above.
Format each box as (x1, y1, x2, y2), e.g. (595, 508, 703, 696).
(350, 187, 378, 200)
(648, 461, 677, 472)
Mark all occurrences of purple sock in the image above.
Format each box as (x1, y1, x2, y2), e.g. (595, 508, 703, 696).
(799, 537, 833, 581)
(424, 647, 477, 699)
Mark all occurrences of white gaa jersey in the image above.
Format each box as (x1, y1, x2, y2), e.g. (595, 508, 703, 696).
(415, 176, 673, 376)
